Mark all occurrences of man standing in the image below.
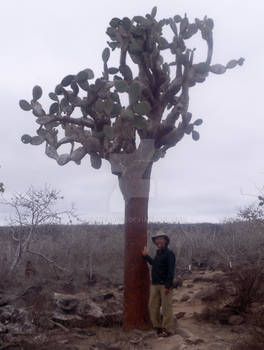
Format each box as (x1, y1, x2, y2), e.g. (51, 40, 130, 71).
(142, 232, 175, 337)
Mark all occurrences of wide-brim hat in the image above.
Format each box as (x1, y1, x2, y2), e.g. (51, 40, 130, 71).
(152, 232, 170, 244)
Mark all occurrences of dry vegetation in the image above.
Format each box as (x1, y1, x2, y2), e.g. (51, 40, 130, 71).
(1, 217, 264, 285)
(1, 215, 264, 349)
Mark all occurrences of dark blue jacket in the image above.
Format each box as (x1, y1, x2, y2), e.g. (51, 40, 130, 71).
(144, 246, 175, 289)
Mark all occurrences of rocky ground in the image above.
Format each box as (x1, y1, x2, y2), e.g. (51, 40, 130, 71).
(0, 269, 259, 349)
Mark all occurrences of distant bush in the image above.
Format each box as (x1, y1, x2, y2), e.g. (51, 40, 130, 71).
(231, 330, 264, 350)
(229, 264, 264, 313)
(0, 220, 264, 287)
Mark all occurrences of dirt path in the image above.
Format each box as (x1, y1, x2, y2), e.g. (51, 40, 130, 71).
(70, 270, 243, 350)
(0, 269, 246, 349)
(145, 270, 241, 350)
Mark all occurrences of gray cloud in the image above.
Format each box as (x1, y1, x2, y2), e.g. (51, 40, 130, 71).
(1, 0, 263, 224)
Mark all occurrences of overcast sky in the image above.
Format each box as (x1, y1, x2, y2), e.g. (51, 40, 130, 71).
(0, 0, 263, 224)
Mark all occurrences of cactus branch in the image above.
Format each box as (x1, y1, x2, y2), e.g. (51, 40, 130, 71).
(19, 8, 244, 168)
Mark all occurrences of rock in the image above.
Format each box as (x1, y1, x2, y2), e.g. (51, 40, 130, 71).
(191, 290, 203, 301)
(178, 346, 188, 350)
(173, 277, 183, 288)
(87, 278, 97, 286)
(102, 311, 123, 326)
(208, 343, 231, 350)
(228, 315, 245, 325)
(52, 311, 84, 327)
(253, 326, 264, 336)
(251, 302, 261, 308)
(54, 292, 103, 316)
(42, 344, 79, 350)
(0, 297, 10, 307)
(150, 334, 186, 350)
(33, 313, 52, 329)
(117, 285, 123, 292)
(187, 284, 194, 288)
(180, 294, 190, 302)
(102, 301, 121, 315)
(185, 338, 205, 345)
(92, 295, 104, 303)
(0, 323, 7, 333)
(219, 313, 232, 325)
(194, 304, 236, 324)
(0, 304, 35, 334)
(230, 325, 246, 333)
(193, 276, 213, 283)
(0, 305, 26, 325)
(92, 292, 115, 303)
(102, 280, 112, 288)
(129, 337, 143, 345)
(53, 292, 122, 328)
(225, 283, 237, 296)
(175, 312, 185, 319)
(133, 329, 156, 339)
(90, 342, 120, 350)
(174, 327, 194, 339)
(191, 285, 222, 302)
(32, 334, 49, 344)
(103, 293, 114, 300)
(74, 327, 96, 336)
(211, 272, 225, 282)
(20, 285, 43, 305)
(78, 300, 104, 322)
(56, 295, 79, 312)
(201, 285, 221, 301)
(19, 340, 36, 350)
(0, 308, 12, 324)
(193, 338, 204, 345)
(61, 282, 76, 294)
(173, 315, 178, 330)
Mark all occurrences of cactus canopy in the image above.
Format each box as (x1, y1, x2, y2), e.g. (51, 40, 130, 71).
(19, 7, 244, 170)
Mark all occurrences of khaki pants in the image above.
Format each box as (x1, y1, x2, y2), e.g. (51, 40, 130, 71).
(149, 284, 173, 333)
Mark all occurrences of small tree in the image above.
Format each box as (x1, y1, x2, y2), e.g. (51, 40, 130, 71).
(0, 165, 4, 193)
(237, 203, 264, 263)
(0, 185, 76, 272)
(19, 8, 243, 329)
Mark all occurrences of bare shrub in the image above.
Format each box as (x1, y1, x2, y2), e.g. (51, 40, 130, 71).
(231, 329, 264, 350)
(0, 186, 76, 274)
(194, 305, 221, 323)
(229, 264, 264, 313)
(194, 303, 236, 325)
(252, 306, 264, 329)
(193, 278, 236, 324)
(1, 219, 264, 290)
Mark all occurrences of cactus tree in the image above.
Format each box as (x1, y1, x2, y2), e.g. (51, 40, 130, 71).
(19, 7, 244, 330)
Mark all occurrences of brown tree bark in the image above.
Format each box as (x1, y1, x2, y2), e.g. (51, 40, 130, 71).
(123, 196, 151, 330)
(119, 162, 153, 331)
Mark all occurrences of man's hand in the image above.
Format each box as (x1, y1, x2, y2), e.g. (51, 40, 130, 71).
(165, 288, 171, 295)
(142, 246, 148, 256)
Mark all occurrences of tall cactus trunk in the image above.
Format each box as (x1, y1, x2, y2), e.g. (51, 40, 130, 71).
(123, 196, 151, 330)
(119, 162, 153, 331)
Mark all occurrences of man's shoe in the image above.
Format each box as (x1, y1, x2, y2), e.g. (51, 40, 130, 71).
(155, 327, 163, 336)
(159, 329, 173, 337)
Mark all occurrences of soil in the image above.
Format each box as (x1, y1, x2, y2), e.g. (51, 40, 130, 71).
(0, 269, 252, 349)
